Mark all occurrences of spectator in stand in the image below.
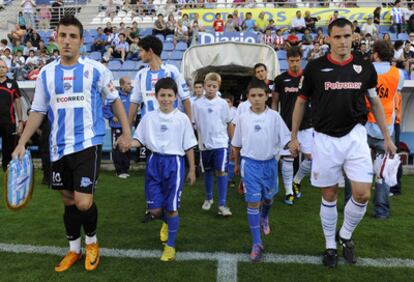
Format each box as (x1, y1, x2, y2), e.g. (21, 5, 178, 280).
(232, 10, 242, 31)
(404, 3, 414, 26)
(8, 24, 25, 43)
(12, 49, 25, 80)
(50, 49, 59, 61)
(354, 42, 371, 61)
(352, 20, 361, 34)
(174, 19, 189, 46)
(352, 31, 361, 50)
(204, 0, 216, 9)
(262, 28, 273, 46)
(1, 48, 12, 68)
(21, 0, 36, 29)
(25, 28, 40, 47)
(0, 39, 8, 50)
(190, 20, 200, 45)
(286, 29, 301, 48)
(302, 28, 313, 57)
(266, 19, 277, 32)
(104, 21, 113, 34)
(191, 13, 205, 32)
(408, 33, 414, 52)
(403, 41, 414, 74)
(307, 42, 324, 61)
(391, 0, 403, 34)
(361, 15, 378, 39)
(233, 0, 243, 6)
(143, 0, 156, 16)
(165, 0, 176, 15)
(361, 33, 374, 49)
(25, 49, 38, 69)
(37, 40, 47, 54)
(213, 13, 224, 32)
(224, 15, 236, 32)
(373, 7, 381, 27)
(91, 27, 107, 53)
(130, 21, 140, 39)
(17, 11, 26, 29)
(153, 13, 167, 36)
(107, 33, 129, 62)
(106, 0, 117, 18)
(46, 37, 59, 55)
(27, 59, 44, 80)
(166, 14, 176, 36)
(407, 14, 414, 34)
(383, 32, 391, 44)
(181, 13, 190, 30)
(304, 10, 319, 32)
(244, 0, 255, 8)
(393, 40, 405, 69)
(256, 12, 268, 33)
(328, 10, 340, 24)
(38, 4, 52, 30)
(291, 10, 306, 33)
(12, 39, 24, 55)
(23, 40, 37, 57)
(127, 36, 140, 60)
(118, 22, 126, 35)
(274, 28, 285, 50)
(242, 12, 256, 32)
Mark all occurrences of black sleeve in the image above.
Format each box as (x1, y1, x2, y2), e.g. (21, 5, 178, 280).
(12, 81, 21, 98)
(366, 62, 378, 90)
(299, 63, 313, 99)
(273, 75, 282, 94)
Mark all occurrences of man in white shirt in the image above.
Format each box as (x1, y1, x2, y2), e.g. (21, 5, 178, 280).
(291, 10, 306, 33)
(361, 15, 378, 39)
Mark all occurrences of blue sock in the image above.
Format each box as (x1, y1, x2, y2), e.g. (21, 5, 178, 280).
(228, 161, 235, 181)
(217, 175, 228, 206)
(261, 199, 273, 219)
(247, 207, 261, 245)
(204, 171, 213, 200)
(166, 215, 180, 248)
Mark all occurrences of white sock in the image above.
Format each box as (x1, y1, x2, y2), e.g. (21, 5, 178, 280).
(282, 159, 294, 195)
(69, 237, 81, 254)
(340, 197, 368, 240)
(85, 235, 97, 245)
(293, 159, 312, 184)
(320, 198, 338, 249)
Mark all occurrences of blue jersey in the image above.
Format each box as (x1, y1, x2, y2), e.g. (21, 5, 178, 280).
(31, 56, 119, 161)
(130, 63, 190, 117)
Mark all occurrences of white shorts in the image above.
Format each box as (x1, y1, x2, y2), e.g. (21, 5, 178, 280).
(298, 127, 314, 155)
(311, 124, 373, 187)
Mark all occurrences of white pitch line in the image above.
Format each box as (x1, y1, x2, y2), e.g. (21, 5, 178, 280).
(217, 256, 238, 282)
(1, 243, 414, 269)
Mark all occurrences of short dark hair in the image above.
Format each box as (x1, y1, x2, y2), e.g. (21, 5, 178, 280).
(286, 46, 303, 58)
(247, 77, 268, 93)
(194, 80, 204, 86)
(138, 35, 163, 57)
(254, 63, 267, 71)
(328, 18, 353, 35)
(155, 77, 177, 96)
(57, 15, 84, 39)
(373, 40, 394, 62)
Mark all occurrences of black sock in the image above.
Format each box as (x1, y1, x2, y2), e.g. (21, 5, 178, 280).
(81, 202, 98, 237)
(63, 205, 81, 241)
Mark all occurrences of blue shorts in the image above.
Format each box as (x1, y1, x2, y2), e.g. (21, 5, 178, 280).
(145, 153, 185, 212)
(241, 157, 278, 203)
(200, 148, 228, 173)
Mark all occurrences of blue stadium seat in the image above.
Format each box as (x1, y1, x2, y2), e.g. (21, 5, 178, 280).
(175, 42, 188, 51)
(140, 28, 153, 37)
(277, 50, 287, 60)
(389, 33, 398, 41)
(89, 51, 102, 61)
(279, 60, 288, 71)
(161, 51, 170, 60)
(167, 60, 181, 70)
(121, 60, 137, 70)
(296, 34, 303, 41)
(379, 25, 389, 33)
(108, 60, 122, 71)
(166, 34, 174, 42)
(301, 60, 307, 69)
(155, 34, 165, 42)
(163, 42, 174, 52)
(169, 51, 183, 60)
(398, 33, 409, 41)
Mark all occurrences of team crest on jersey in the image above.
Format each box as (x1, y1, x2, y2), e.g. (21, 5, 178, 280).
(84, 70, 89, 79)
(6, 83, 11, 89)
(207, 108, 213, 113)
(64, 82, 72, 91)
(313, 171, 319, 180)
(353, 64, 362, 74)
(254, 124, 261, 132)
(160, 124, 168, 132)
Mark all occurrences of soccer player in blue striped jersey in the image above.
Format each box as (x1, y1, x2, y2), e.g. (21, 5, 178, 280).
(12, 16, 131, 272)
(232, 78, 291, 262)
(130, 77, 197, 261)
(128, 35, 191, 124)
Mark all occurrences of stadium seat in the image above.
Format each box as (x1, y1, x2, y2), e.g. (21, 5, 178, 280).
(89, 51, 102, 61)
(279, 60, 288, 71)
(121, 60, 137, 70)
(108, 60, 122, 71)
(175, 42, 188, 51)
(169, 51, 183, 60)
(156, 34, 165, 42)
(165, 34, 174, 42)
(301, 60, 307, 69)
(161, 52, 170, 60)
(398, 33, 409, 41)
(277, 50, 287, 60)
(163, 42, 174, 51)
(389, 33, 398, 41)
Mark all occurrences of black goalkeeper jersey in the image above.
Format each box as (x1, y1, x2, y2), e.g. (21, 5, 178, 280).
(274, 70, 312, 131)
(299, 54, 377, 137)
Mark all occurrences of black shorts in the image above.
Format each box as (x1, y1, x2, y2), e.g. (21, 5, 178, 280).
(51, 145, 102, 194)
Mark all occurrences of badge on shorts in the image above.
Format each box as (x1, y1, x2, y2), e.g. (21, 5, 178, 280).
(353, 65, 362, 74)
